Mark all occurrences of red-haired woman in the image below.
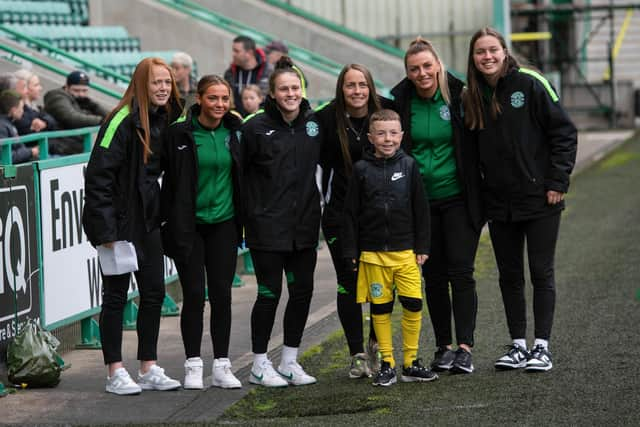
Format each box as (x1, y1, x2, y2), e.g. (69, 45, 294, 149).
(83, 58, 183, 395)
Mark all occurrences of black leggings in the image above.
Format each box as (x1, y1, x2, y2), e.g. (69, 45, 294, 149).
(422, 196, 480, 348)
(250, 248, 317, 354)
(488, 213, 561, 341)
(323, 223, 375, 355)
(100, 229, 165, 364)
(176, 219, 237, 359)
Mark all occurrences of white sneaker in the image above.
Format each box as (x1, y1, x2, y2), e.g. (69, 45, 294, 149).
(106, 367, 142, 395)
(277, 360, 317, 386)
(212, 358, 242, 389)
(249, 359, 288, 388)
(137, 365, 181, 391)
(183, 357, 204, 390)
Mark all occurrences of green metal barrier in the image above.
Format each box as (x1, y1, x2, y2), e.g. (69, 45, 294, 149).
(262, 0, 404, 58)
(157, 0, 388, 91)
(0, 126, 100, 165)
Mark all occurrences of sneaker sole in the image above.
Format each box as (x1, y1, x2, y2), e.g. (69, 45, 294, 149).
(494, 361, 527, 370)
(373, 376, 397, 386)
(249, 377, 288, 387)
(211, 382, 242, 389)
(183, 383, 204, 390)
(139, 383, 181, 391)
(525, 364, 552, 372)
(450, 365, 474, 374)
(349, 372, 372, 379)
(400, 374, 438, 383)
(105, 387, 141, 395)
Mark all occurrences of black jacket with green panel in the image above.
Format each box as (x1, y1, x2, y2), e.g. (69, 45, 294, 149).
(82, 99, 182, 256)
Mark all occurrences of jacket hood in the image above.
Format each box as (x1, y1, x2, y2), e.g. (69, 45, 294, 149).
(229, 47, 269, 78)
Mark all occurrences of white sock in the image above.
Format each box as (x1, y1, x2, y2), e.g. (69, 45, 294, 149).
(252, 353, 268, 372)
(513, 339, 527, 350)
(281, 345, 298, 366)
(534, 339, 549, 350)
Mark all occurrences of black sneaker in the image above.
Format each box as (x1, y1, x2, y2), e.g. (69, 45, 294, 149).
(525, 344, 553, 372)
(495, 344, 530, 370)
(372, 361, 397, 387)
(401, 359, 438, 382)
(430, 347, 456, 371)
(450, 348, 474, 374)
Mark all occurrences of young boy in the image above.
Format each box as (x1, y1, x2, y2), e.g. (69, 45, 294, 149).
(342, 109, 437, 386)
(0, 90, 38, 164)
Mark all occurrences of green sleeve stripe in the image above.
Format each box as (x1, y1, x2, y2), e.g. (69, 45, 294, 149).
(519, 68, 559, 102)
(314, 100, 331, 112)
(99, 106, 130, 148)
(292, 65, 307, 98)
(242, 109, 264, 123)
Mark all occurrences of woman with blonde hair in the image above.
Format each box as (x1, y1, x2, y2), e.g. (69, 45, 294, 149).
(83, 57, 183, 395)
(391, 37, 484, 374)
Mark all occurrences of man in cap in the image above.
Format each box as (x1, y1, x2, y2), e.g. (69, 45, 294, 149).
(44, 70, 109, 155)
(264, 40, 289, 65)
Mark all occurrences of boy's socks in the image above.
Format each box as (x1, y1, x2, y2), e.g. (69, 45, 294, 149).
(401, 308, 421, 368)
(372, 312, 394, 368)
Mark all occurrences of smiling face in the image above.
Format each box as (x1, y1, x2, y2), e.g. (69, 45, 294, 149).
(147, 64, 172, 107)
(342, 68, 370, 117)
(473, 35, 506, 85)
(406, 50, 441, 98)
(368, 119, 403, 159)
(197, 83, 231, 126)
(271, 71, 302, 120)
(241, 88, 262, 114)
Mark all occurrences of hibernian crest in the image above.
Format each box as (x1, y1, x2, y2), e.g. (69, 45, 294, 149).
(439, 105, 451, 121)
(306, 120, 319, 137)
(370, 282, 383, 298)
(510, 91, 525, 108)
(224, 135, 231, 150)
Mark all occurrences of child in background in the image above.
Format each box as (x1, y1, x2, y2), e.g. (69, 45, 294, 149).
(240, 84, 263, 116)
(0, 90, 39, 163)
(342, 109, 437, 386)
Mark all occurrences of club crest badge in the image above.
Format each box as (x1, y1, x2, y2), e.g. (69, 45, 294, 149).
(439, 105, 451, 121)
(511, 91, 525, 108)
(306, 121, 319, 137)
(370, 282, 383, 298)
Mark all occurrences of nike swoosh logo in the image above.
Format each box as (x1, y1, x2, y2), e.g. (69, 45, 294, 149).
(265, 130, 275, 136)
(251, 371, 263, 381)
(328, 237, 337, 245)
(280, 371, 293, 380)
(177, 145, 187, 151)
(391, 173, 405, 181)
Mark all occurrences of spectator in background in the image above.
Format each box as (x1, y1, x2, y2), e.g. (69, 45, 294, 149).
(240, 84, 263, 117)
(44, 70, 109, 155)
(171, 51, 197, 109)
(264, 40, 288, 65)
(0, 90, 39, 163)
(0, 73, 16, 91)
(223, 35, 273, 116)
(12, 69, 58, 136)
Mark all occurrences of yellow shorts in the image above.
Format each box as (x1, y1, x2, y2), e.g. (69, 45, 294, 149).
(356, 252, 422, 304)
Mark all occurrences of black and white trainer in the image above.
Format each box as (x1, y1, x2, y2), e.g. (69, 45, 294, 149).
(525, 344, 553, 372)
(372, 361, 397, 387)
(430, 347, 456, 372)
(494, 344, 529, 370)
(401, 359, 438, 382)
(450, 348, 474, 374)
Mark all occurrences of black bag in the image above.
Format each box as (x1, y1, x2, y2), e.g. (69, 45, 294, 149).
(7, 319, 65, 388)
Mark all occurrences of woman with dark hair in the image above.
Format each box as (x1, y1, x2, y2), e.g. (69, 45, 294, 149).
(240, 56, 322, 388)
(83, 57, 183, 395)
(160, 75, 243, 390)
(316, 63, 391, 378)
(463, 27, 577, 372)
(391, 37, 484, 374)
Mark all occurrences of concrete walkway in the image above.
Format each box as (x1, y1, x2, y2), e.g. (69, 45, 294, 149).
(0, 129, 635, 425)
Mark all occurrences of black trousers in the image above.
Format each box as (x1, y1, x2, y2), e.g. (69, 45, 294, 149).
(250, 248, 317, 354)
(176, 219, 237, 359)
(323, 223, 375, 355)
(488, 213, 561, 341)
(100, 229, 165, 364)
(423, 196, 480, 348)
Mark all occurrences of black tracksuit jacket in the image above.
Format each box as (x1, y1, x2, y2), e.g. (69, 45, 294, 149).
(476, 66, 577, 222)
(391, 72, 485, 232)
(342, 148, 430, 259)
(239, 96, 322, 251)
(159, 105, 243, 264)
